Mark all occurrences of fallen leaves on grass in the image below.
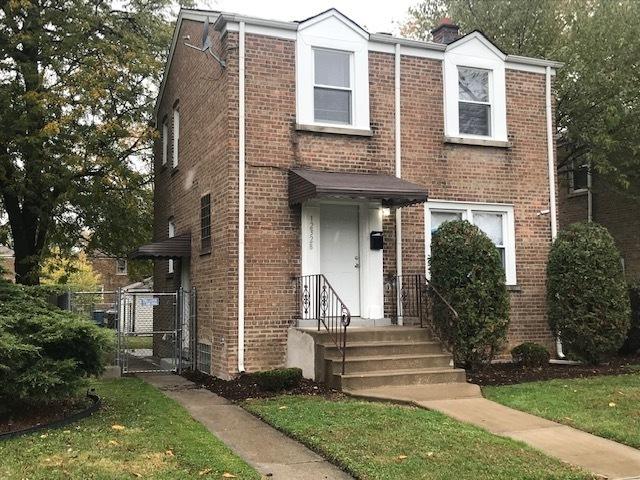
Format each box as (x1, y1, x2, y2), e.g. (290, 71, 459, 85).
(198, 468, 212, 475)
(111, 424, 126, 431)
(222, 473, 237, 478)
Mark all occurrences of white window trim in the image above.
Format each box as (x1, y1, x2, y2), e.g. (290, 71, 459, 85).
(295, 11, 370, 133)
(168, 219, 176, 274)
(443, 35, 508, 143)
(312, 47, 354, 125)
(162, 121, 168, 166)
(424, 200, 517, 285)
(172, 108, 179, 168)
(568, 161, 589, 194)
(116, 258, 128, 276)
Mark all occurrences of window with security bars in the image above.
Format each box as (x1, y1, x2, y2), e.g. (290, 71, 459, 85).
(197, 342, 211, 374)
(200, 194, 211, 252)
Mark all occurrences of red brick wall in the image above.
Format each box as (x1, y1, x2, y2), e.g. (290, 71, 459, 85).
(89, 256, 131, 291)
(156, 26, 560, 377)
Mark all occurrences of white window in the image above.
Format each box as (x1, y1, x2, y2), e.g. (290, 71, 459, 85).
(458, 67, 491, 136)
(116, 258, 127, 276)
(295, 9, 370, 132)
(168, 219, 176, 274)
(443, 32, 508, 142)
(162, 121, 168, 166)
(313, 49, 352, 124)
(568, 161, 589, 194)
(172, 107, 179, 168)
(425, 201, 517, 285)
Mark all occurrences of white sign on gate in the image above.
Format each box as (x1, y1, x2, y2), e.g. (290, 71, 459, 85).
(139, 297, 159, 307)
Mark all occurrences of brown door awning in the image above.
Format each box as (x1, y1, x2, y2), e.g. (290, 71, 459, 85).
(289, 168, 428, 207)
(129, 234, 191, 260)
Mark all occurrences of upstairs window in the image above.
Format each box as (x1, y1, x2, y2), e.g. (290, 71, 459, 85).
(314, 49, 352, 124)
(569, 162, 589, 193)
(162, 120, 168, 166)
(116, 258, 128, 276)
(458, 67, 491, 136)
(200, 194, 211, 252)
(172, 107, 179, 168)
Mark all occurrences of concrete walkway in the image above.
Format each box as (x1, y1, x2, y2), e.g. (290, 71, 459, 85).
(349, 384, 640, 480)
(140, 374, 352, 480)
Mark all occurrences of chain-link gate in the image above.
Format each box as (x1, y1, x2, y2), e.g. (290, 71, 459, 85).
(117, 288, 195, 374)
(64, 288, 196, 375)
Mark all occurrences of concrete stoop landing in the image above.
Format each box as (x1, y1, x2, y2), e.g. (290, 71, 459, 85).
(313, 326, 469, 390)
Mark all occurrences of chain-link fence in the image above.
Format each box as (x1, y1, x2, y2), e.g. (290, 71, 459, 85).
(62, 288, 196, 375)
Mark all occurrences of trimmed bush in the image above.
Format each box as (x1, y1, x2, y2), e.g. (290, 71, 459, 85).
(547, 222, 630, 364)
(511, 342, 550, 368)
(0, 279, 112, 412)
(620, 281, 640, 354)
(250, 368, 302, 392)
(429, 220, 510, 370)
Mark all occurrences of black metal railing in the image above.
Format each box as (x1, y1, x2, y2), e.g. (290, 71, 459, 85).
(294, 274, 351, 374)
(385, 274, 458, 334)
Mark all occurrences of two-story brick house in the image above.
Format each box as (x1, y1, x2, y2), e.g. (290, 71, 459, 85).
(138, 8, 562, 384)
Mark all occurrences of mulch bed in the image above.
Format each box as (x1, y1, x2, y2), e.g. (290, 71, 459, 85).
(184, 370, 339, 401)
(468, 354, 640, 386)
(0, 396, 93, 435)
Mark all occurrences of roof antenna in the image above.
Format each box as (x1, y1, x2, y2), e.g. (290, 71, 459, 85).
(184, 16, 226, 69)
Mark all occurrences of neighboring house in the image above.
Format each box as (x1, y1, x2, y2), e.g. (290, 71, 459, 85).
(558, 164, 640, 280)
(88, 253, 132, 292)
(0, 245, 15, 282)
(133, 8, 562, 381)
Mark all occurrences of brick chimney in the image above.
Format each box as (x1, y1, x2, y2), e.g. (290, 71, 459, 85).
(431, 17, 461, 44)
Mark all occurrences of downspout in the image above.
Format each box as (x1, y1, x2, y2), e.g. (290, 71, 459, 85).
(546, 66, 564, 359)
(587, 167, 593, 222)
(237, 21, 246, 373)
(394, 43, 403, 326)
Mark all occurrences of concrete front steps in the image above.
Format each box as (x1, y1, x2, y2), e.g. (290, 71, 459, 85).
(315, 327, 468, 391)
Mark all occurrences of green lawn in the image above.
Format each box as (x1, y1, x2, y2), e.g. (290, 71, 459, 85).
(0, 378, 259, 480)
(244, 395, 591, 480)
(484, 372, 640, 449)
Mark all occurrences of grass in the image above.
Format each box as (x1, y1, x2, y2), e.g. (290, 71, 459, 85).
(244, 395, 591, 480)
(484, 371, 640, 449)
(0, 378, 260, 480)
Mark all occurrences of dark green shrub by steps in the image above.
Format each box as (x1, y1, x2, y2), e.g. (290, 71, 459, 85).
(429, 220, 510, 370)
(250, 368, 302, 392)
(620, 281, 640, 354)
(548, 222, 631, 364)
(511, 342, 550, 367)
(0, 280, 112, 412)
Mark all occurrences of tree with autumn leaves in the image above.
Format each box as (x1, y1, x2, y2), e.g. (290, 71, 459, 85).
(0, 0, 182, 284)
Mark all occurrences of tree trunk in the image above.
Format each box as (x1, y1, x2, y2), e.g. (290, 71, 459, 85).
(13, 249, 41, 285)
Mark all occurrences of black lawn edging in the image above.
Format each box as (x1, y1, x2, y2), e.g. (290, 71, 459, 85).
(0, 390, 102, 441)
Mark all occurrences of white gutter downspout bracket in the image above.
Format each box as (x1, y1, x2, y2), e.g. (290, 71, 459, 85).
(237, 21, 246, 373)
(394, 43, 403, 326)
(545, 65, 564, 359)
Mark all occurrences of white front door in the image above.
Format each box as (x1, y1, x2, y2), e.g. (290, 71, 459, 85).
(320, 204, 360, 316)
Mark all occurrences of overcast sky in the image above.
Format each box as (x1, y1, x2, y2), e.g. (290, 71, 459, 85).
(200, 0, 418, 35)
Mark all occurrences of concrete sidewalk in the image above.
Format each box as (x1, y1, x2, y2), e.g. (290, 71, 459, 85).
(350, 384, 640, 480)
(140, 374, 352, 480)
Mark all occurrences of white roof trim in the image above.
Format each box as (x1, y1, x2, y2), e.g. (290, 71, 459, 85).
(155, 9, 563, 123)
(297, 8, 369, 40)
(446, 31, 506, 60)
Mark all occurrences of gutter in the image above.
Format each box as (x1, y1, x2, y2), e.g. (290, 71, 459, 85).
(545, 65, 565, 359)
(237, 21, 246, 373)
(394, 43, 403, 326)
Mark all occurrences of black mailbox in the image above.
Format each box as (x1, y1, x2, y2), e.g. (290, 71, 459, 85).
(370, 231, 384, 250)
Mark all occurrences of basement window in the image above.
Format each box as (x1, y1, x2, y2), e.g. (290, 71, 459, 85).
(197, 342, 211, 374)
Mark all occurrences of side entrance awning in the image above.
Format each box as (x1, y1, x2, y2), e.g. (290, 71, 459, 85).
(289, 168, 428, 207)
(129, 234, 191, 260)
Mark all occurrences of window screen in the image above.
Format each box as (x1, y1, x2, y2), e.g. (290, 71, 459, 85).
(314, 49, 352, 124)
(458, 67, 491, 136)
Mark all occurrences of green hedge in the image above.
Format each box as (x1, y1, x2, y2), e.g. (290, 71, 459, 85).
(0, 280, 112, 412)
(249, 368, 302, 392)
(547, 222, 630, 364)
(511, 342, 550, 368)
(429, 220, 510, 370)
(620, 281, 640, 354)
